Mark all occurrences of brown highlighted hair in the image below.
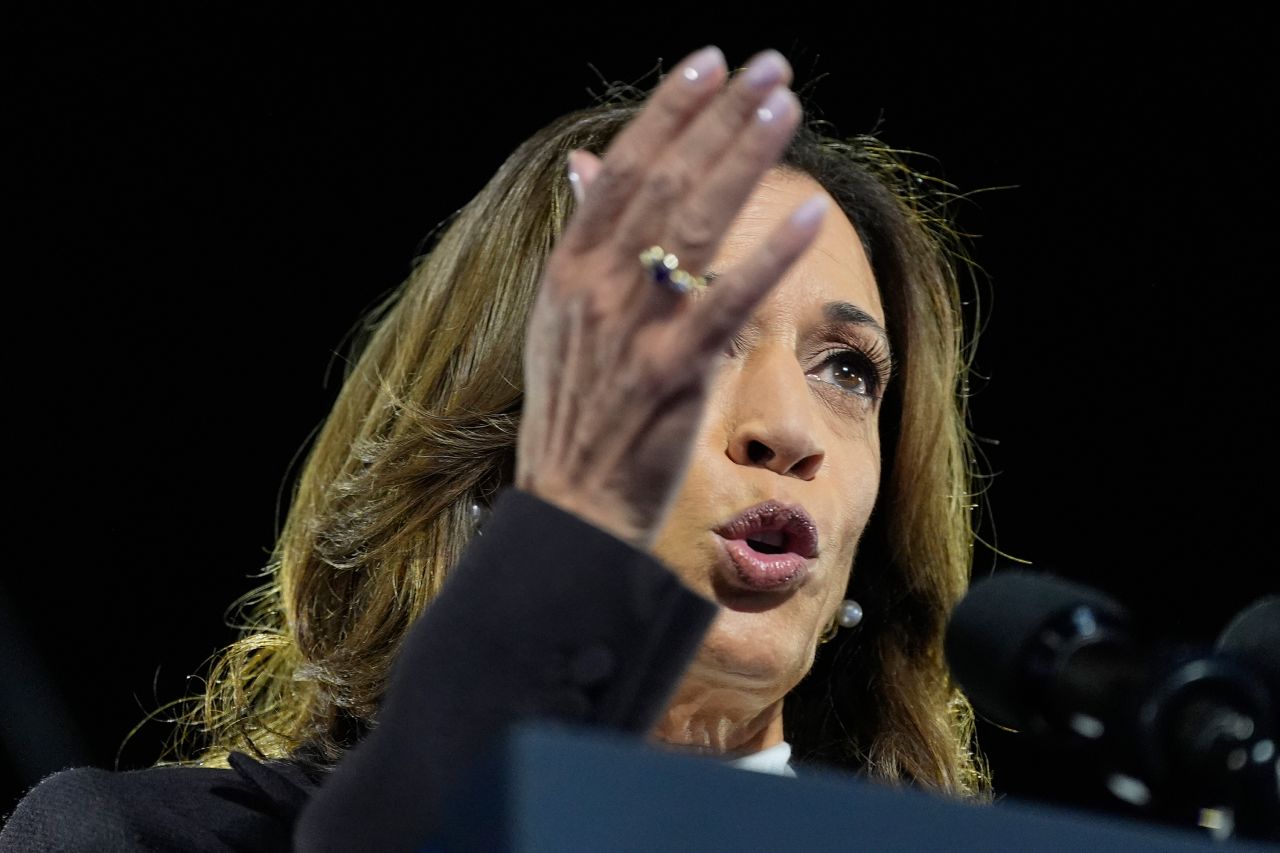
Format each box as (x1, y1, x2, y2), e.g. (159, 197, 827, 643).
(175, 90, 987, 796)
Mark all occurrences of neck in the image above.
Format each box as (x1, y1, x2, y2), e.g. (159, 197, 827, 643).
(649, 678, 786, 755)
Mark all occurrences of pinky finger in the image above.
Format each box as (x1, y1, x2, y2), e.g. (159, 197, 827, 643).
(686, 192, 829, 356)
(567, 149, 604, 206)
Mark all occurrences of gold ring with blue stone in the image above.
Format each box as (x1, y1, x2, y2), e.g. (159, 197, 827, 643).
(639, 245, 707, 295)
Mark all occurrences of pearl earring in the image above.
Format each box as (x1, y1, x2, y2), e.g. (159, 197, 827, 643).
(836, 599, 864, 628)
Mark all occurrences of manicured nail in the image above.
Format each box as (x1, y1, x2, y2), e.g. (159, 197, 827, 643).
(681, 46, 724, 84)
(742, 50, 788, 90)
(756, 86, 795, 124)
(566, 151, 584, 203)
(789, 194, 828, 229)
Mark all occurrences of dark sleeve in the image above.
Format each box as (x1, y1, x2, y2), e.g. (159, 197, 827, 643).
(0, 755, 316, 853)
(293, 487, 717, 852)
(2, 489, 714, 851)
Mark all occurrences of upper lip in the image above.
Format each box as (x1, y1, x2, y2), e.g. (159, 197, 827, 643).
(713, 501, 820, 559)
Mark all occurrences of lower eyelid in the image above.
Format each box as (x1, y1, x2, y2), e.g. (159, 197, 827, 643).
(810, 385, 876, 421)
(807, 372, 875, 404)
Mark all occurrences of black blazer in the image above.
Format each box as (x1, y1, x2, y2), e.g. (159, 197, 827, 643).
(0, 489, 717, 851)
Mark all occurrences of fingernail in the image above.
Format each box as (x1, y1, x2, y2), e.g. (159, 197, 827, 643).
(566, 151, 584, 203)
(681, 46, 724, 84)
(789, 194, 828, 229)
(742, 49, 788, 90)
(756, 86, 795, 124)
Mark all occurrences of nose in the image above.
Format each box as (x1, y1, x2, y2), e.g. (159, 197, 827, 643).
(724, 346, 825, 480)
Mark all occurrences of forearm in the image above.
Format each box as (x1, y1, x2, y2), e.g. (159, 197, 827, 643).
(294, 488, 716, 852)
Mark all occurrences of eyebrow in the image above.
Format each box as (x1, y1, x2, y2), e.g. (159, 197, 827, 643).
(823, 301, 895, 377)
(824, 301, 890, 347)
(701, 273, 891, 355)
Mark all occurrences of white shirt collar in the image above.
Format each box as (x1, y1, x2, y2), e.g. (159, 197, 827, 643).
(725, 740, 797, 777)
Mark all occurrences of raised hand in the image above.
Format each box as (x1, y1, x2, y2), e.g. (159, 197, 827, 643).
(516, 47, 829, 551)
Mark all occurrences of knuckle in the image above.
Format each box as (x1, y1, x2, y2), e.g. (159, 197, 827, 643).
(641, 169, 690, 207)
(670, 207, 717, 254)
(650, 90, 692, 125)
(597, 153, 642, 193)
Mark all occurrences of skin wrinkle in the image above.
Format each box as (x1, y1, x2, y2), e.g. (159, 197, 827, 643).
(649, 169, 885, 755)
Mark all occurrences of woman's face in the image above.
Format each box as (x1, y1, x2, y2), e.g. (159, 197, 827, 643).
(651, 169, 887, 751)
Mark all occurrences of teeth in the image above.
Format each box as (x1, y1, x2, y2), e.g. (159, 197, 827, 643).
(752, 529, 785, 547)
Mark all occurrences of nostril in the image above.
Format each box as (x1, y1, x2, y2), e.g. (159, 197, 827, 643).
(746, 440, 774, 465)
(792, 453, 824, 481)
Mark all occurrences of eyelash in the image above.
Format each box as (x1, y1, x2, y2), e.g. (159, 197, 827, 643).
(724, 332, 892, 403)
(809, 343, 891, 401)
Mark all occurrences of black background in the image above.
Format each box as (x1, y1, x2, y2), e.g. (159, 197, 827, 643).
(5, 2, 1277, 831)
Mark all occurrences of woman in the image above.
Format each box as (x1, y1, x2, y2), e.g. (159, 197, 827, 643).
(2, 45, 984, 850)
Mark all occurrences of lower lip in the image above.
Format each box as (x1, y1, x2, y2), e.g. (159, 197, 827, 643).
(717, 537, 809, 592)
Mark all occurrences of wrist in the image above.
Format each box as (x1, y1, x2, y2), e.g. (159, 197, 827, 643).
(516, 481, 654, 552)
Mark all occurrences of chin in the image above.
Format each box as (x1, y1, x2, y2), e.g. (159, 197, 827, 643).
(695, 608, 816, 688)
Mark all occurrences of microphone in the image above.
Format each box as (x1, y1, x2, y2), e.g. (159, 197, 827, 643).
(945, 572, 1278, 839)
(1216, 595, 1279, 687)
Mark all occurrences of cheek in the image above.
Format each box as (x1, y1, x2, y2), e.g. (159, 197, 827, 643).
(827, 400, 882, 482)
(650, 451, 721, 583)
(826, 427, 882, 567)
(842, 441, 881, 520)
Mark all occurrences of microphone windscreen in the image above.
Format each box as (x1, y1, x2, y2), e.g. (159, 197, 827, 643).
(1216, 595, 1280, 688)
(945, 571, 1127, 729)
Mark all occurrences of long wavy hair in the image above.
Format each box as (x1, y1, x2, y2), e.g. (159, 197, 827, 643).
(172, 86, 987, 796)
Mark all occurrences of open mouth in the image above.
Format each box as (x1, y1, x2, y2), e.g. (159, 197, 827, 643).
(745, 530, 788, 555)
(712, 501, 819, 592)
